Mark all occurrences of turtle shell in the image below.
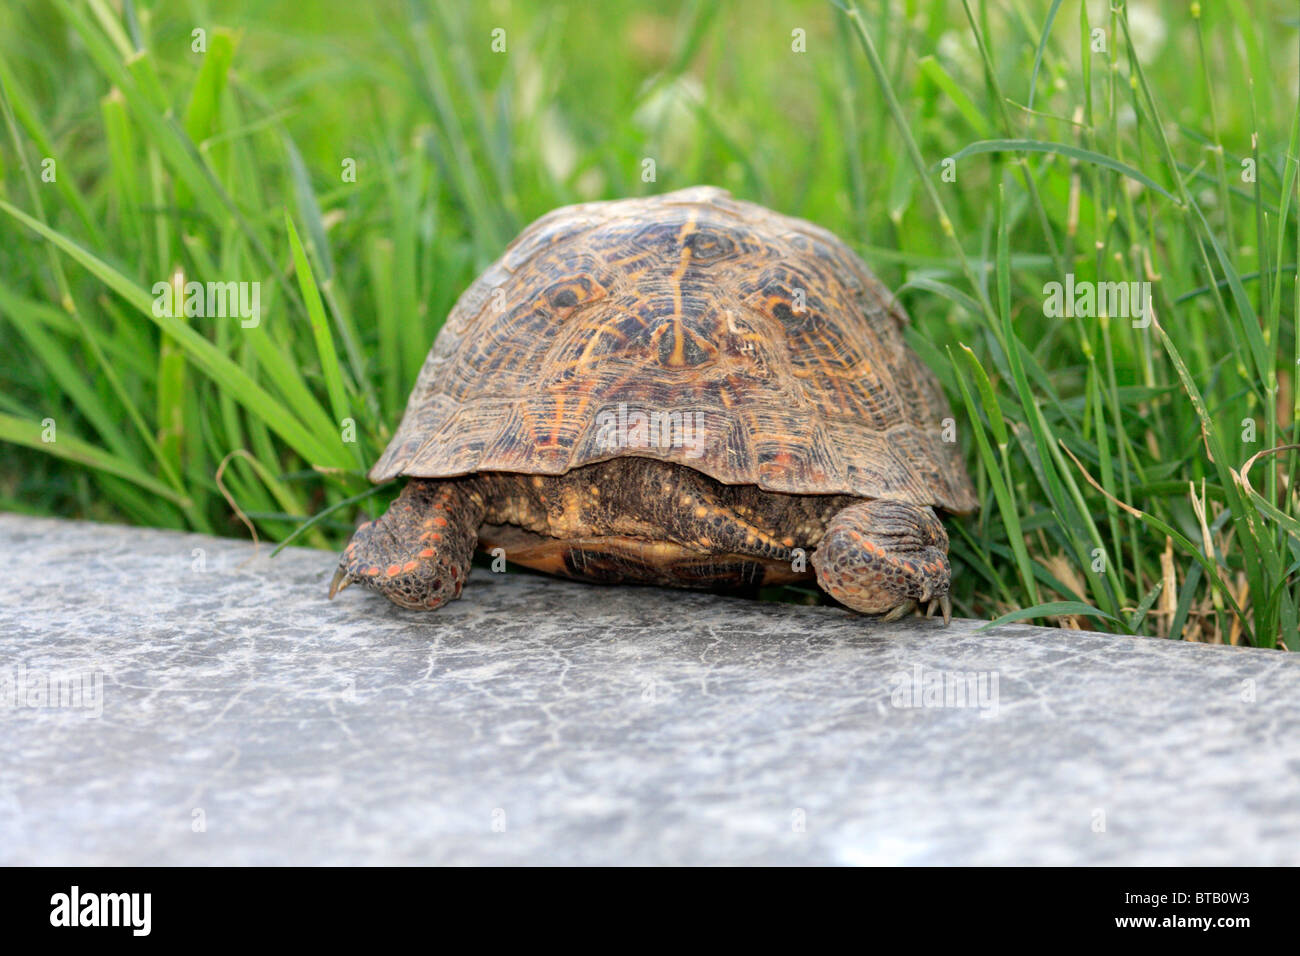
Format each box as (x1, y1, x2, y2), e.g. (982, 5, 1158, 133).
(371, 186, 977, 514)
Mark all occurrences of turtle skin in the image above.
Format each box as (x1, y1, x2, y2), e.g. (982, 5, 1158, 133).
(332, 187, 976, 622)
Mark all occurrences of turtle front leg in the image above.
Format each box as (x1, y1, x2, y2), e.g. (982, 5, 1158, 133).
(811, 499, 952, 624)
(330, 478, 486, 610)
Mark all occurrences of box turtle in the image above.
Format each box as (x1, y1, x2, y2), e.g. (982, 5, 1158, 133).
(331, 186, 976, 622)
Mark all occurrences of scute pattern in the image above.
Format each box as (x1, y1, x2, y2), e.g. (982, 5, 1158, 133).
(371, 186, 977, 513)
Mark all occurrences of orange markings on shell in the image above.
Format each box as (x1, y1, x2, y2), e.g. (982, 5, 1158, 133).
(365, 187, 977, 515)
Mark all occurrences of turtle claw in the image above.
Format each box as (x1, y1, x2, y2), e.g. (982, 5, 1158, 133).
(328, 568, 351, 599)
(880, 600, 916, 623)
(924, 595, 953, 626)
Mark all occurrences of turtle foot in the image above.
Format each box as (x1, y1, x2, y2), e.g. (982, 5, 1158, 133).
(811, 499, 952, 624)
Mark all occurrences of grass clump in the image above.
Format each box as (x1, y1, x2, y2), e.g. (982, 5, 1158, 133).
(0, 0, 1296, 645)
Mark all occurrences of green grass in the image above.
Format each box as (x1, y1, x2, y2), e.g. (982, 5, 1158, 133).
(1, 0, 1297, 646)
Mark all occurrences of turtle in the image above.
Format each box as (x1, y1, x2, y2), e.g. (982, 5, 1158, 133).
(330, 186, 976, 622)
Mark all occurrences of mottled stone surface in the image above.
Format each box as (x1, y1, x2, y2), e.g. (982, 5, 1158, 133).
(0, 513, 1295, 865)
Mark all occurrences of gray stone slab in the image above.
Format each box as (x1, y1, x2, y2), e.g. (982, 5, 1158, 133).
(0, 512, 1296, 865)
